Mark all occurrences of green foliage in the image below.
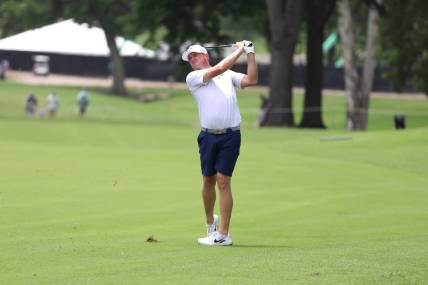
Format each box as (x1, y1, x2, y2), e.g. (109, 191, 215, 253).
(219, 12, 268, 51)
(413, 50, 428, 94)
(380, 0, 428, 94)
(134, 27, 168, 50)
(131, 0, 267, 81)
(133, 0, 265, 55)
(0, 0, 59, 38)
(59, 0, 135, 36)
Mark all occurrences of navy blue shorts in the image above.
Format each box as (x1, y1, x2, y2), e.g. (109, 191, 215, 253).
(197, 130, 241, 177)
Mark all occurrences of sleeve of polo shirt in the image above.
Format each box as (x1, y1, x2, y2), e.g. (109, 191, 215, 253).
(186, 70, 205, 92)
(230, 70, 246, 89)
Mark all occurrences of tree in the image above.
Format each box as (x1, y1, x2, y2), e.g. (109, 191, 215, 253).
(338, 0, 382, 130)
(59, 0, 135, 96)
(132, 0, 266, 85)
(0, 0, 59, 38)
(380, 0, 428, 94)
(299, 0, 337, 129)
(263, 0, 303, 127)
(133, 0, 265, 54)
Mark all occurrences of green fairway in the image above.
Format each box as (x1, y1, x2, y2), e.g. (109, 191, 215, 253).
(0, 81, 427, 284)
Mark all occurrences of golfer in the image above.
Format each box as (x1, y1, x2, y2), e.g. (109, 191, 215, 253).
(182, 41, 258, 246)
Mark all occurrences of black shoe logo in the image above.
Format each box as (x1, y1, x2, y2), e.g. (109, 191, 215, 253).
(214, 238, 225, 243)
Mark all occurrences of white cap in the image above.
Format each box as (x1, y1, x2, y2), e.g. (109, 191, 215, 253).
(182, 44, 208, 61)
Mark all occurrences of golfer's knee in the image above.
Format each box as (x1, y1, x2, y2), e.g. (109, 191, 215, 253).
(203, 175, 216, 189)
(216, 175, 230, 191)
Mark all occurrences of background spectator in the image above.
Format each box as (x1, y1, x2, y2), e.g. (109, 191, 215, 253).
(25, 93, 38, 118)
(47, 92, 59, 117)
(77, 88, 89, 117)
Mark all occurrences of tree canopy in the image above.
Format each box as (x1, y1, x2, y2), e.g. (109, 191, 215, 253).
(133, 0, 265, 54)
(380, 0, 428, 94)
(0, 0, 59, 37)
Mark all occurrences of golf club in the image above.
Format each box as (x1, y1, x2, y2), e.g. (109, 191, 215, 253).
(204, 44, 235, 49)
(204, 42, 253, 49)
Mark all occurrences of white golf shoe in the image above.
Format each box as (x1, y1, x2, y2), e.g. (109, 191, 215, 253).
(197, 232, 233, 246)
(206, 214, 219, 236)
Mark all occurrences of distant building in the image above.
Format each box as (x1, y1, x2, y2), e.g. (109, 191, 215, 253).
(0, 19, 155, 57)
(0, 19, 176, 81)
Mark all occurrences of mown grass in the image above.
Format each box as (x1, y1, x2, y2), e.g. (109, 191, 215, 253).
(0, 81, 427, 284)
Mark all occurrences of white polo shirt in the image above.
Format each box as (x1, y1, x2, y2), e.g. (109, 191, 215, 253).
(186, 69, 245, 129)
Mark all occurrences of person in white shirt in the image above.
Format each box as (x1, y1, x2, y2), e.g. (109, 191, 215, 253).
(47, 92, 58, 117)
(182, 41, 258, 246)
(77, 89, 89, 117)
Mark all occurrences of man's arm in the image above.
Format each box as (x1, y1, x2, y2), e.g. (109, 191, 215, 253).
(202, 41, 245, 83)
(241, 53, 258, 88)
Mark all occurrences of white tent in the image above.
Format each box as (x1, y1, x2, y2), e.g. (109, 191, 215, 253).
(0, 19, 155, 58)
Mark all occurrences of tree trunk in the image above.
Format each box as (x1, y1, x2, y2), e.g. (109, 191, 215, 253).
(300, 8, 325, 128)
(360, 1, 381, 127)
(299, 0, 336, 128)
(338, 0, 381, 130)
(264, 0, 303, 127)
(103, 28, 127, 96)
(299, 1, 325, 128)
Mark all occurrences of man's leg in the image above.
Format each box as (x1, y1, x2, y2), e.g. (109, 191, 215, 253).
(202, 175, 217, 225)
(216, 173, 233, 235)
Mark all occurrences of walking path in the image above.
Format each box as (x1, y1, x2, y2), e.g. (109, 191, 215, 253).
(6, 70, 187, 89)
(6, 70, 426, 100)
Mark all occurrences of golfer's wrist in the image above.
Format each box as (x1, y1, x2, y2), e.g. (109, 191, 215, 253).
(235, 46, 244, 56)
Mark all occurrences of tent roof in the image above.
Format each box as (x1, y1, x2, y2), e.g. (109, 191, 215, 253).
(0, 19, 155, 57)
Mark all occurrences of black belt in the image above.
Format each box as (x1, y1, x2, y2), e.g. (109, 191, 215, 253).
(201, 126, 240, 134)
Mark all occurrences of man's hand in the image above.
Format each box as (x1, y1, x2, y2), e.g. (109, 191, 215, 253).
(235, 41, 245, 50)
(243, 40, 255, 54)
(203, 41, 245, 82)
(240, 40, 257, 88)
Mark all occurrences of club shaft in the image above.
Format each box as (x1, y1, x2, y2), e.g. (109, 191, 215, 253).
(204, 44, 234, 49)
